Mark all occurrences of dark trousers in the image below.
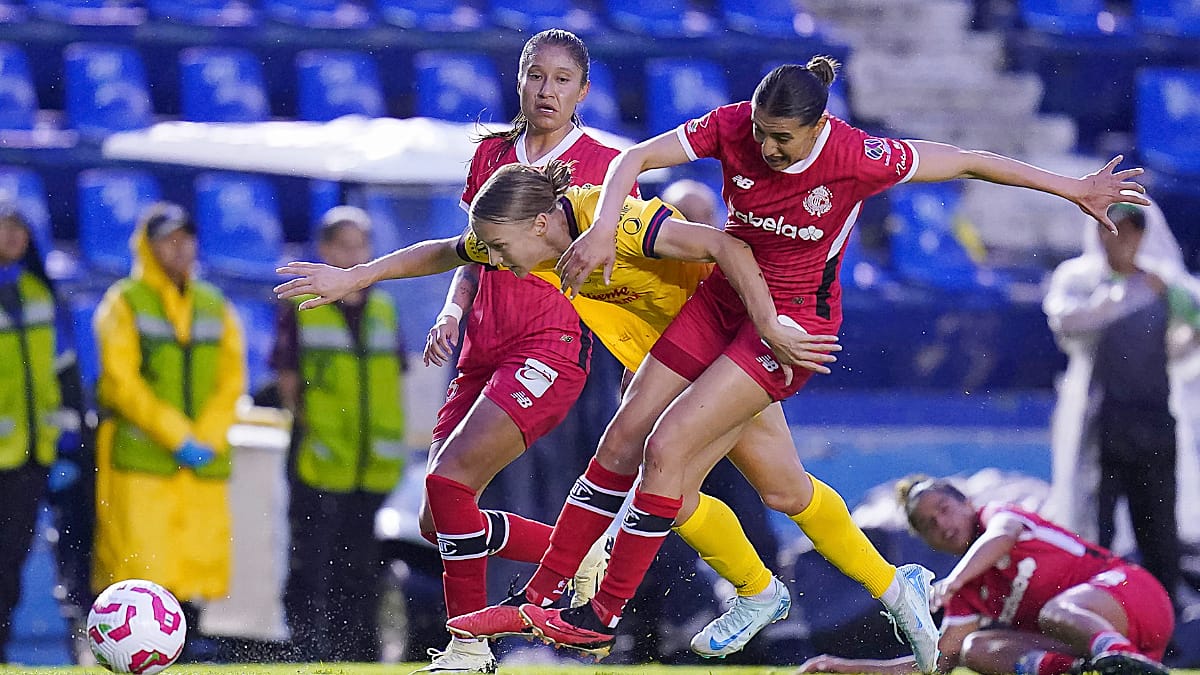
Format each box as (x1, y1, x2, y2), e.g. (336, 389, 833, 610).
(1097, 409, 1181, 607)
(284, 480, 387, 662)
(0, 462, 47, 662)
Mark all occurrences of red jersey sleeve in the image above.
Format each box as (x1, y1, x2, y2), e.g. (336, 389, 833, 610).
(461, 144, 488, 210)
(676, 103, 738, 162)
(851, 130, 920, 197)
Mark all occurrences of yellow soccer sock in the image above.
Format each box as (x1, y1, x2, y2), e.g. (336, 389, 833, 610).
(790, 476, 897, 598)
(674, 493, 774, 597)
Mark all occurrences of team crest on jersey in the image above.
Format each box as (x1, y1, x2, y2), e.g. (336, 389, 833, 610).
(803, 185, 833, 217)
(863, 137, 892, 163)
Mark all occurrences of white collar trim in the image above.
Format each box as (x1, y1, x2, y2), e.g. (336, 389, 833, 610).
(780, 119, 832, 174)
(515, 124, 584, 166)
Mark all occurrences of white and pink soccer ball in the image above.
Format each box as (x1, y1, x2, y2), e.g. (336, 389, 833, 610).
(87, 579, 187, 675)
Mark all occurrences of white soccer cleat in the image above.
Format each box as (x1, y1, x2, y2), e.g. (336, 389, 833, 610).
(690, 576, 791, 658)
(569, 534, 613, 609)
(883, 564, 941, 674)
(411, 638, 498, 674)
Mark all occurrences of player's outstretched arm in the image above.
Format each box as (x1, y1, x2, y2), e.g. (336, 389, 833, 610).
(558, 132, 692, 296)
(652, 217, 841, 378)
(424, 263, 480, 367)
(908, 142, 1149, 233)
(275, 236, 464, 310)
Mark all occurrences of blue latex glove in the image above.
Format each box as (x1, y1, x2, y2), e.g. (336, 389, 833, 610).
(47, 459, 81, 493)
(174, 439, 215, 469)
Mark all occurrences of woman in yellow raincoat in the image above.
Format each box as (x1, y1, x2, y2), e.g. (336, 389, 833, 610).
(92, 202, 245, 604)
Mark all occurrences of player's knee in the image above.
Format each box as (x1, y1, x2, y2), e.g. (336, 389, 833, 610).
(759, 488, 808, 515)
(1037, 597, 1074, 634)
(643, 426, 688, 470)
(596, 426, 649, 474)
(959, 631, 996, 672)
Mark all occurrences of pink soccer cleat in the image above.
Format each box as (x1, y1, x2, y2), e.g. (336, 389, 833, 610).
(446, 604, 532, 640)
(518, 604, 614, 659)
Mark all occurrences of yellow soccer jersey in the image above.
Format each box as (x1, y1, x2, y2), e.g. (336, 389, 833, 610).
(459, 186, 712, 371)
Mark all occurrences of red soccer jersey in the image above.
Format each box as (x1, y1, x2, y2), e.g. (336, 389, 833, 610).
(944, 503, 1121, 631)
(677, 102, 918, 333)
(456, 127, 626, 359)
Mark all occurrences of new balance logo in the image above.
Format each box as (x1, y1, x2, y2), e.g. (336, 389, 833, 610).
(512, 392, 533, 408)
(732, 175, 754, 189)
(756, 355, 780, 372)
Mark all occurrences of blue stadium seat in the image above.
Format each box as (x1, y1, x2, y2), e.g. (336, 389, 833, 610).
(70, 300, 99, 388)
(63, 43, 153, 137)
(1137, 68, 1200, 176)
(228, 295, 277, 396)
(413, 51, 504, 123)
(578, 60, 621, 133)
(363, 188, 464, 343)
(722, 0, 805, 37)
(490, 0, 597, 34)
(763, 60, 851, 121)
(887, 184, 987, 291)
(308, 180, 342, 231)
(643, 58, 730, 136)
(1136, 0, 1200, 37)
(27, 0, 144, 25)
(376, 0, 483, 31)
(146, 0, 257, 27)
(262, 0, 372, 28)
(77, 168, 162, 275)
(1018, 0, 1126, 34)
(296, 49, 384, 121)
(179, 47, 269, 123)
(194, 172, 284, 281)
(607, 0, 714, 36)
(0, 166, 52, 257)
(0, 43, 35, 130)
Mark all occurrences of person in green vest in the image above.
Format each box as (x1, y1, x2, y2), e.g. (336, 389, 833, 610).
(271, 205, 406, 662)
(91, 202, 246, 631)
(0, 205, 63, 662)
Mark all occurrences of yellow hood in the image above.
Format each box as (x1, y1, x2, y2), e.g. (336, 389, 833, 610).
(130, 219, 195, 341)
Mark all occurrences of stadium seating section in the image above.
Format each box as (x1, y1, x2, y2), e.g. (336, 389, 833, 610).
(0, 0, 1193, 394)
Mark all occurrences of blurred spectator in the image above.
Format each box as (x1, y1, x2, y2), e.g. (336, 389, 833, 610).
(0, 206, 63, 662)
(91, 202, 246, 634)
(1043, 199, 1200, 611)
(662, 179, 719, 228)
(272, 206, 406, 662)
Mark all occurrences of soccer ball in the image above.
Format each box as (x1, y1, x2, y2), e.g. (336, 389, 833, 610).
(87, 579, 187, 675)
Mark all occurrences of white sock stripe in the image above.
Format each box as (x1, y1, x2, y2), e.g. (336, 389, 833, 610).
(437, 528, 487, 540)
(577, 477, 628, 497)
(618, 521, 672, 537)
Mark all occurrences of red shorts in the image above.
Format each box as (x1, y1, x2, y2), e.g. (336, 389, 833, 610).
(650, 274, 833, 401)
(1089, 564, 1175, 660)
(431, 349, 589, 448)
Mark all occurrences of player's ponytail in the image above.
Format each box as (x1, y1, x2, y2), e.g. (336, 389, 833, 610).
(753, 56, 839, 127)
(896, 474, 968, 530)
(470, 160, 574, 226)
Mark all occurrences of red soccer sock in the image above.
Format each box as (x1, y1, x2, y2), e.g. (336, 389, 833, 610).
(1089, 631, 1136, 656)
(591, 489, 683, 627)
(482, 510, 553, 563)
(1038, 652, 1082, 675)
(526, 458, 635, 606)
(425, 473, 488, 619)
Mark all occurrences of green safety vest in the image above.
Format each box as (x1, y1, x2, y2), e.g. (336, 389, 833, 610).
(109, 278, 231, 480)
(295, 291, 405, 493)
(0, 273, 61, 469)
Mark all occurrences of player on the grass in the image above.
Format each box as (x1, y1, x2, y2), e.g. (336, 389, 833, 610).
(276, 29, 811, 671)
(493, 56, 1148, 674)
(797, 475, 1173, 675)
